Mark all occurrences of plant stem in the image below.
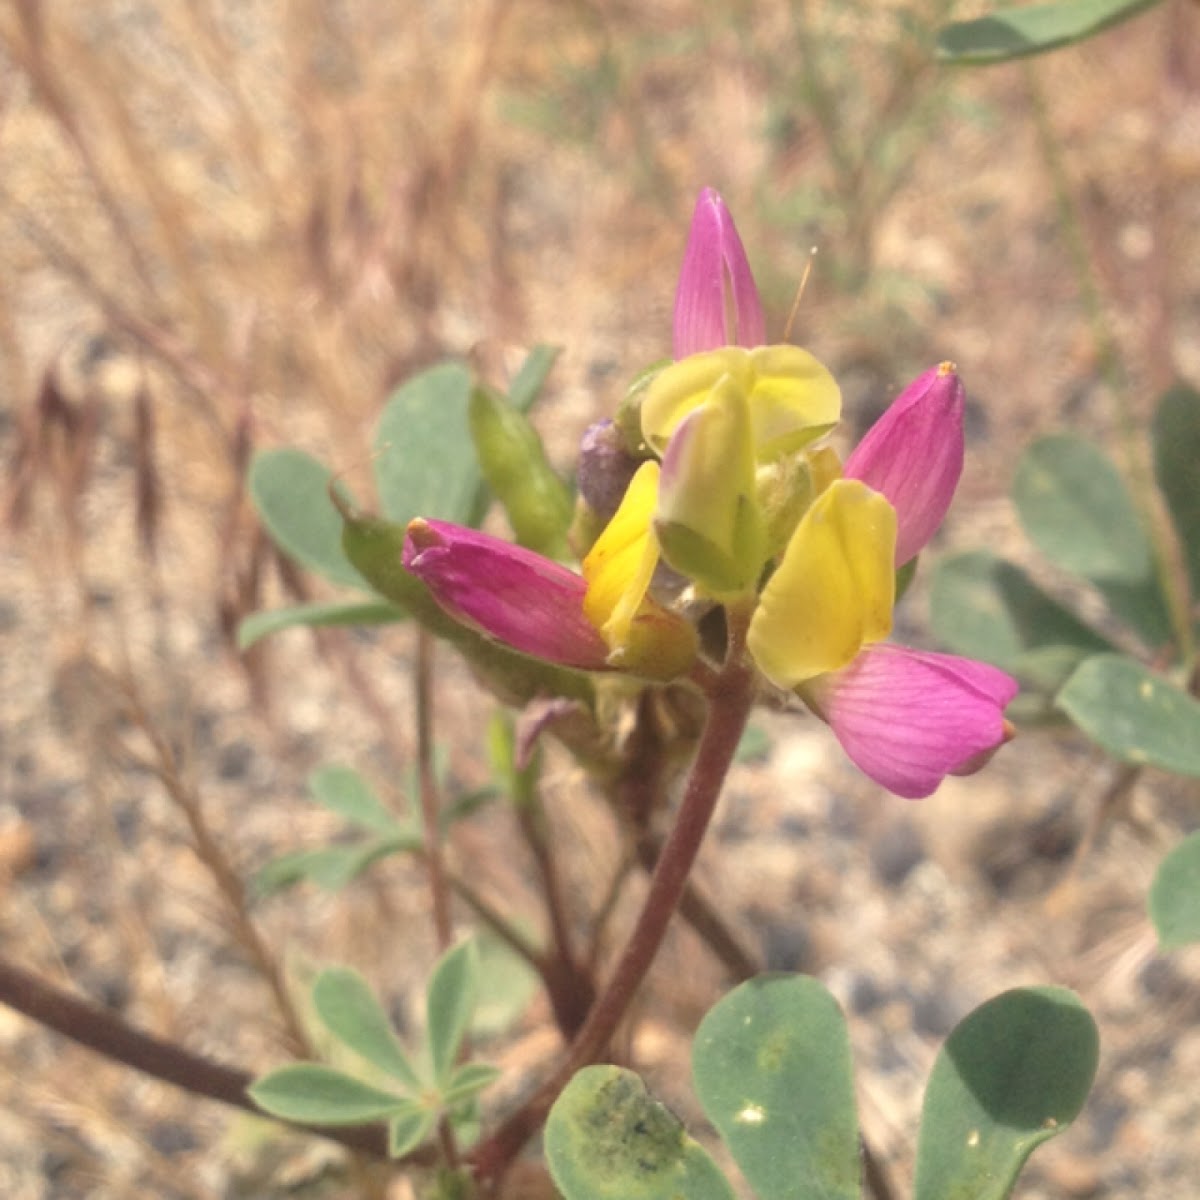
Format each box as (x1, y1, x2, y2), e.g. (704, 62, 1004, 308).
(416, 628, 454, 950)
(469, 653, 758, 1185)
(0, 954, 406, 1161)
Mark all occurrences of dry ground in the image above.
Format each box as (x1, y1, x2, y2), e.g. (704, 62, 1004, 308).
(2, 2, 1200, 1197)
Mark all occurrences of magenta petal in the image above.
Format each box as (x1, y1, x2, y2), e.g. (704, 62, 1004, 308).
(673, 187, 766, 357)
(805, 644, 1018, 799)
(843, 363, 965, 566)
(403, 519, 610, 670)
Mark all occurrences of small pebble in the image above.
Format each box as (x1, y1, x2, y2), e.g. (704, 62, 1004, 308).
(870, 818, 926, 886)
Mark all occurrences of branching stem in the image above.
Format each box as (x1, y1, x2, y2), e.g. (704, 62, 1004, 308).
(469, 650, 758, 1185)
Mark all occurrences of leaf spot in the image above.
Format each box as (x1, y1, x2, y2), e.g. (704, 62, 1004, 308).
(1139, 681, 1154, 700)
(967, 1129, 980, 1148)
(735, 1103, 766, 1125)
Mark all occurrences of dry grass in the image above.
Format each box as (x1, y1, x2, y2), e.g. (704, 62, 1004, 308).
(2, 1, 1200, 1196)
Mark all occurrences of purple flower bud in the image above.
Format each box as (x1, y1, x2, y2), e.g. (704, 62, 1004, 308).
(673, 188, 766, 358)
(843, 363, 965, 566)
(576, 420, 642, 523)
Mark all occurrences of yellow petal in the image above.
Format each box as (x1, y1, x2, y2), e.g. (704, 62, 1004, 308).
(640, 349, 752, 457)
(655, 374, 766, 594)
(745, 345, 842, 460)
(747, 479, 896, 687)
(582, 461, 661, 645)
(641, 345, 842, 464)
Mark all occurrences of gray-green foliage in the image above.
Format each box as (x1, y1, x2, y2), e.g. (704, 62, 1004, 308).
(547, 976, 1097, 1200)
(249, 941, 499, 1156)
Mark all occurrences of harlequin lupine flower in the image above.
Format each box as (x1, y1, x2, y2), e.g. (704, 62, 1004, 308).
(741, 361, 1015, 797)
(401, 187, 1016, 798)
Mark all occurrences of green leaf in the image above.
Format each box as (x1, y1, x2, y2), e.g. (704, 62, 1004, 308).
(930, 550, 1111, 719)
(1056, 654, 1200, 776)
(931, 551, 1110, 667)
(1013, 435, 1151, 583)
(308, 765, 400, 833)
(441, 1062, 502, 1108)
(470, 932, 540, 1037)
(1012, 438, 1174, 647)
(692, 975, 859, 1200)
(374, 363, 482, 527)
(439, 785, 501, 832)
(253, 834, 421, 898)
(312, 967, 421, 1089)
(1153, 381, 1200, 599)
(388, 1103, 436, 1158)
(936, 0, 1161, 64)
(237, 601, 404, 650)
(426, 940, 479, 1084)
(1149, 831, 1200, 949)
(248, 1063, 407, 1125)
(914, 987, 1099, 1200)
(508, 344, 561, 413)
(249, 448, 366, 589)
(545, 1065, 737, 1200)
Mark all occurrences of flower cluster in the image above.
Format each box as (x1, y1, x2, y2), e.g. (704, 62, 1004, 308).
(403, 188, 1016, 798)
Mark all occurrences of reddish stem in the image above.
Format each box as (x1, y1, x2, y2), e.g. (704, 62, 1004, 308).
(470, 655, 757, 1185)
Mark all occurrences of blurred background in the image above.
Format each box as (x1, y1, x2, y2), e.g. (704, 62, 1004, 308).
(2, 1, 1200, 1196)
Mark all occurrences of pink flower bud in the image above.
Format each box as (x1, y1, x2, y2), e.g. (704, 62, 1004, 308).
(673, 188, 766, 357)
(843, 362, 965, 566)
(403, 519, 610, 671)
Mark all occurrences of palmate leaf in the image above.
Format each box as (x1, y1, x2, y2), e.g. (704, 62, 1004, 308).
(312, 967, 422, 1089)
(307, 765, 400, 833)
(426, 940, 480, 1084)
(253, 832, 420, 898)
(937, 0, 1162, 64)
(249, 1063, 407, 1125)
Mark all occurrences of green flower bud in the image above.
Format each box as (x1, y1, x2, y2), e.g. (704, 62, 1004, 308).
(469, 382, 573, 558)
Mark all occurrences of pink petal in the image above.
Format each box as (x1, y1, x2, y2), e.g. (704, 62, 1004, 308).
(403, 519, 610, 670)
(804, 644, 1018, 799)
(843, 363, 965, 566)
(673, 188, 766, 357)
